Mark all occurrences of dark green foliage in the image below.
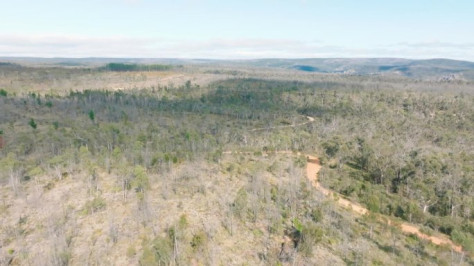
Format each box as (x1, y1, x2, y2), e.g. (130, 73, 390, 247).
(451, 230, 474, 252)
(0, 89, 7, 97)
(28, 119, 37, 129)
(88, 110, 95, 122)
(291, 218, 324, 257)
(322, 138, 340, 157)
(299, 223, 324, 256)
(103, 63, 172, 72)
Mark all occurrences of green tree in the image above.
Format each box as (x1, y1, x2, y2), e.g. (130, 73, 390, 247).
(0, 153, 21, 194)
(0, 130, 4, 149)
(132, 165, 150, 200)
(28, 118, 37, 129)
(88, 110, 95, 122)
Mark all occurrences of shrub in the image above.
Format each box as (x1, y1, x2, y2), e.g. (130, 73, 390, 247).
(28, 118, 37, 129)
(179, 214, 188, 229)
(140, 247, 157, 266)
(270, 185, 278, 202)
(126, 245, 136, 257)
(190, 231, 208, 252)
(132, 165, 150, 193)
(451, 229, 474, 252)
(140, 236, 172, 265)
(27, 166, 44, 178)
(83, 196, 106, 214)
(366, 194, 380, 212)
(58, 251, 71, 265)
(88, 110, 95, 122)
(298, 222, 324, 257)
(233, 187, 248, 219)
(310, 208, 323, 223)
(322, 138, 340, 157)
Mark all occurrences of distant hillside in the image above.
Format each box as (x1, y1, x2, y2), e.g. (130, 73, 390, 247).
(242, 58, 474, 81)
(2, 57, 474, 80)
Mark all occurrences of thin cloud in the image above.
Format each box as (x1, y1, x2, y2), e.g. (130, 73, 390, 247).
(397, 41, 474, 49)
(0, 34, 159, 57)
(0, 34, 473, 61)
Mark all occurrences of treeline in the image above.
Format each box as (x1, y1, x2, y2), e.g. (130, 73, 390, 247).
(101, 63, 173, 72)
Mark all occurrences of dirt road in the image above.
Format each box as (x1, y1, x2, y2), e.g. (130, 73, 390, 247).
(225, 115, 464, 253)
(305, 155, 463, 253)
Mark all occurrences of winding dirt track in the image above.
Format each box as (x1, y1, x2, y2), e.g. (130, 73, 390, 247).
(227, 115, 465, 254)
(305, 155, 463, 253)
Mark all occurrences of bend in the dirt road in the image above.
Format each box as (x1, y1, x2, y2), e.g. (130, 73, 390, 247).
(224, 115, 465, 254)
(304, 153, 464, 254)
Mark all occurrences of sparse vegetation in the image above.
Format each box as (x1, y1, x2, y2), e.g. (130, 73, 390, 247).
(0, 61, 472, 265)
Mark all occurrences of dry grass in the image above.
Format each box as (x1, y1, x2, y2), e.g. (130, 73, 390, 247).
(0, 67, 230, 95)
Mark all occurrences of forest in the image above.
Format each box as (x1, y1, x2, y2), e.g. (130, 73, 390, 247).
(0, 61, 473, 265)
(101, 63, 174, 72)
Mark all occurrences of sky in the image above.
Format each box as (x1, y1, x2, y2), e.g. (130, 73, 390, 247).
(1, 0, 474, 60)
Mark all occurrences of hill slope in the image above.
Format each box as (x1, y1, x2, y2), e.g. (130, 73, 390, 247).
(0, 64, 473, 265)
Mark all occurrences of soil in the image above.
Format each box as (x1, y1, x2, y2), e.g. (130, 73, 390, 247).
(305, 152, 463, 253)
(229, 115, 464, 254)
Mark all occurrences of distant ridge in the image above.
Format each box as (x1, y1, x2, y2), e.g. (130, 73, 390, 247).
(1, 57, 474, 80)
(242, 58, 474, 80)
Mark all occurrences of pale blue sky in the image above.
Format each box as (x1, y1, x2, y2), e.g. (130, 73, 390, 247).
(1, 0, 473, 60)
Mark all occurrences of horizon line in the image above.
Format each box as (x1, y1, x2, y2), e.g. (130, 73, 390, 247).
(1, 56, 473, 63)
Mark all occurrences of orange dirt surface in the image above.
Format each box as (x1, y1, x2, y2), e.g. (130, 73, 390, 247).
(224, 115, 465, 254)
(305, 154, 463, 253)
